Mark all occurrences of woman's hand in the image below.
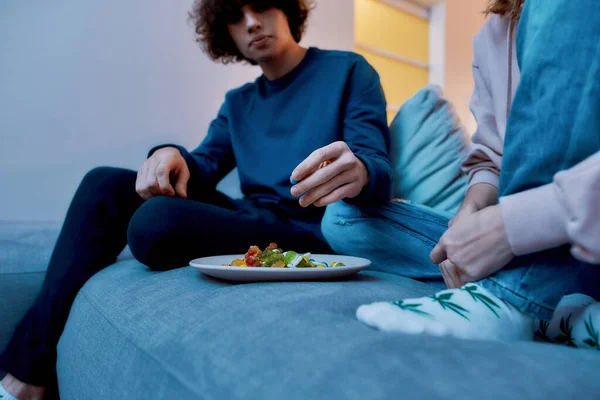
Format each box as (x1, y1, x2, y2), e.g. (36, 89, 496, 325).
(431, 205, 515, 288)
(449, 183, 499, 228)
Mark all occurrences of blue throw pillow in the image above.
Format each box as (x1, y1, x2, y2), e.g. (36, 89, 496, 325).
(389, 84, 469, 214)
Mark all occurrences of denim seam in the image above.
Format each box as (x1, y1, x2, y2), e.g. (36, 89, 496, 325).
(379, 207, 449, 226)
(77, 290, 236, 399)
(334, 217, 440, 249)
(484, 276, 554, 316)
(331, 217, 370, 225)
(334, 212, 446, 227)
(384, 220, 440, 249)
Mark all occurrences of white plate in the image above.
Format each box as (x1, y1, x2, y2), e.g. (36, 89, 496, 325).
(189, 254, 371, 282)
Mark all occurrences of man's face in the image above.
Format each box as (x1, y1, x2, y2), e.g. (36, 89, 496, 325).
(227, 5, 295, 64)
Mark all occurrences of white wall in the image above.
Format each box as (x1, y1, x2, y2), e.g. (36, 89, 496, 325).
(0, 0, 354, 222)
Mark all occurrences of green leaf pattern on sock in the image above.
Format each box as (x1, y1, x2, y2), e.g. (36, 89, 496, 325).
(430, 292, 470, 320)
(461, 285, 501, 318)
(583, 315, 600, 350)
(534, 320, 550, 342)
(391, 300, 432, 317)
(555, 315, 576, 347)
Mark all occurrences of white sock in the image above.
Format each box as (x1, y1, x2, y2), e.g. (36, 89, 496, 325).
(0, 381, 19, 400)
(357, 284, 534, 342)
(571, 302, 600, 350)
(535, 293, 596, 345)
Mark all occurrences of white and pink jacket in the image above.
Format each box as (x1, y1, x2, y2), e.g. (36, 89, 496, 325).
(464, 14, 600, 264)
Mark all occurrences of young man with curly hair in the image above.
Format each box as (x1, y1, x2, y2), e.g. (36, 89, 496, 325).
(0, 1, 391, 398)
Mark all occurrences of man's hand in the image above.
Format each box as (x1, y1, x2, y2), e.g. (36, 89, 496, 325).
(135, 147, 190, 200)
(449, 183, 499, 228)
(431, 205, 514, 288)
(290, 141, 369, 207)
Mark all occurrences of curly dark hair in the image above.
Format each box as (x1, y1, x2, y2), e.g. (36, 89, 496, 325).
(484, 0, 525, 20)
(189, 0, 315, 64)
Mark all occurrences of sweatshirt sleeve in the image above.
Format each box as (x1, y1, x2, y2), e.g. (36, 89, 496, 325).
(500, 151, 600, 264)
(148, 99, 236, 196)
(342, 55, 393, 204)
(462, 34, 504, 189)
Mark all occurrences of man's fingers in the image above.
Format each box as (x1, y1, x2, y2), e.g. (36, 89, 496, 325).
(138, 163, 155, 200)
(313, 184, 356, 208)
(137, 152, 188, 200)
(291, 142, 346, 183)
(136, 165, 151, 200)
(156, 163, 175, 196)
(174, 163, 190, 199)
(291, 155, 352, 198)
(145, 159, 166, 198)
(298, 169, 354, 207)
(430, 241, 447, 264)
(301, 160, 331, 184)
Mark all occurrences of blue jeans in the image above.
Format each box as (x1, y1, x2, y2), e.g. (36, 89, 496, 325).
(321, 201, 450, 289)
(322, 201, 600, 320)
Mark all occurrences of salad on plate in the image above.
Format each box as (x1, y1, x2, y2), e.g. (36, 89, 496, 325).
(224, 243, 346, 269)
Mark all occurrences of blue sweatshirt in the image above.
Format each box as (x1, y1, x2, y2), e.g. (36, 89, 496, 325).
(159, 48, 392, 222)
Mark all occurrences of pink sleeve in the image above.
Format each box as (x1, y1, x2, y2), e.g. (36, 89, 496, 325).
(500, 151, 600, 264)
(462, 37, 503, 189)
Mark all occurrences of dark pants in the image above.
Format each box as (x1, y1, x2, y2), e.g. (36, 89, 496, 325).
(0, 166, 330, 391)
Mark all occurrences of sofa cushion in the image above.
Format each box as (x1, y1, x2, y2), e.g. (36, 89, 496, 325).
(57, 260, 600, 399)
(0, 221, 133, 377)
(0, 221, 61, 376)
(0, 221, 61, 274)
(390, 85, 469, 214)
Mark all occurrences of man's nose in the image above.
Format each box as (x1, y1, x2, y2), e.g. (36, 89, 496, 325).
(243, 10, 262, 33)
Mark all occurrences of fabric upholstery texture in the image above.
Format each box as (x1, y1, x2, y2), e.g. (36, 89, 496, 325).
(389, 85, 469, 214)
(56, 260, 600, 399)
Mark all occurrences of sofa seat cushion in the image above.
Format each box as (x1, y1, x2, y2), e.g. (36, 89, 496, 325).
(57, 260, 600, 399)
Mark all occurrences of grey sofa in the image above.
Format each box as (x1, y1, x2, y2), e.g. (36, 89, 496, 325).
(3, 217, 600, 399)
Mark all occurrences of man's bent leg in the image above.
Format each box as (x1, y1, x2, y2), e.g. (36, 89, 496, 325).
(0, 167, 144, 387)
(322, 200, 449, 282)
(128, 197, 330, 271)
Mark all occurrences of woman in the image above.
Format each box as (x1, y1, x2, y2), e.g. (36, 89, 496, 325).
(322, 0, 600, 346)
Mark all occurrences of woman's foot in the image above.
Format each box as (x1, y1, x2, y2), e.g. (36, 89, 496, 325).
(0, 374, 46, 400)
(535, 293, 596, 345)
(572, 302, 600, 350)
(357, 284, 534, 341)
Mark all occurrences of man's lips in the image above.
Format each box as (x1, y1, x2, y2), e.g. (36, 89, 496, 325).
(250, 35, 270, 47)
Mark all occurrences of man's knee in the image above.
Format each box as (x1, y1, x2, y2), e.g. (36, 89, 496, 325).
(321, 201, 366, 251)
(79, 166, 136, 198)
(127, 197, 181, 271)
